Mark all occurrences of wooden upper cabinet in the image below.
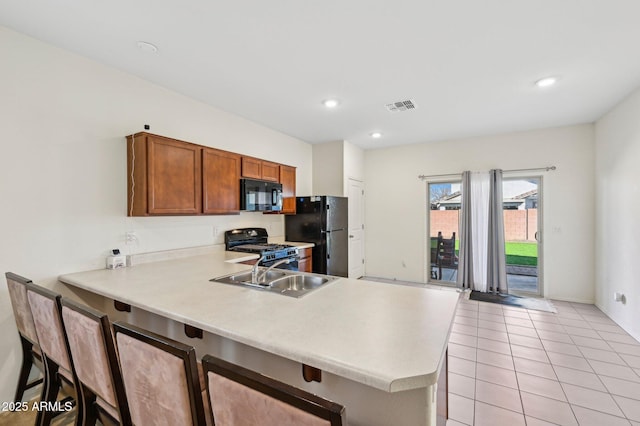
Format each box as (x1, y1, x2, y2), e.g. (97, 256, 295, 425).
(261, 161, 280, 182)
(280, 165, 296, 214)
(127, 132, 294, 216)
(241, 157, 262, 180)
(128, 133, 202, 216)
(203, 148, 241, 214)
(241, 157, 280, 182)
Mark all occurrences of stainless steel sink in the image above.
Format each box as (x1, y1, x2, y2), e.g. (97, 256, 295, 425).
(210, 267, 339, 297)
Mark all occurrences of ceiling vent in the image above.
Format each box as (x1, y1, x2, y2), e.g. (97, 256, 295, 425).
(385, 99, 417, 113)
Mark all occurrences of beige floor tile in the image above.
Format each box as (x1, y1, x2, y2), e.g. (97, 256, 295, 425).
(502, 310, 530, 320)
(582, 314, 617, 325)
(477, 328, 509, 343)
(610, 342, 640, 357)
(620, 353, 640, 369)
(448, 394, 475, 425)
(453, 323, 479, 337)
(524, 416, 559, 426)
(546, 351, 593, 372)
(513, 357, 556, 380)
(449, 355, 477, 378)
(449, 332, 478, 348)
(510, 344, 549, 363)
(506, 324, 539, 338)
(536, 329, 573, 343)
(520, 391, 578, 425)
(449, 372, 476, 399)
(455, 315, 479, 326)
(556, 311, 584, 320)
(504, 317, 535, 328)
(448, 342, 477, 361)
(580, 346, 628, 365)
(445, 419, 469, 426)
(571, 405, 633, 426)
(516, 372, 566, 401)
(598, 331, 640, 345)
(558, 317, 592, 329)
(476, 363, 518, 389)
(542, 339, 582, 356)
(564, 325, 602, 339)
(533, 321, 566, 332)
(478, 304, 504, 314)
(561, 383, 625, 416)
(599, 375, 640, 399)
(476, 337, 511, 355)
(476, 349, 514, 370)
(474, 401, 525, 426)
(477, 319, 507, 332)
(552, 365, 607, 392)
(509, 334, 544, 350)
(571, 335, 613, 351)
(591, 322, 629, 334)
(588, 359, 640, 382)
(475, 380, 523, 413)
(478, 312, 505, 324)
(457, 309, 480, 319)
(613, 395, 640, 422)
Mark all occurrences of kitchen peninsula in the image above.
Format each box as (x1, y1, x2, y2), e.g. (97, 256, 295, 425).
(59, 249, 460, 426)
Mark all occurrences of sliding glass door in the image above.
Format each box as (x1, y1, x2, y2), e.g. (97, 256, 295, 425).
(428, 181, 461, 285)
(502, 177, 542, 295)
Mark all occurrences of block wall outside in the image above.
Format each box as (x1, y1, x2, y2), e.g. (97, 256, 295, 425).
(430, 209, 537, 242)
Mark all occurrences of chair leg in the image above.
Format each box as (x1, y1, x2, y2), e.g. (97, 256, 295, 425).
(75, 383, 97, 426)
(36, 356, 61, 426)
(14, 336, 34, 402)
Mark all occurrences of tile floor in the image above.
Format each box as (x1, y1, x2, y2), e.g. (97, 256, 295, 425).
(447, 297, 640, 426)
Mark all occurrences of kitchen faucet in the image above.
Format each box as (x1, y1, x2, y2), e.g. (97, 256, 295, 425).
(251, 256, 295, 284)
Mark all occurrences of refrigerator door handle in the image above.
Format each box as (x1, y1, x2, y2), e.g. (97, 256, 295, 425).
(326, 231, 331, 259)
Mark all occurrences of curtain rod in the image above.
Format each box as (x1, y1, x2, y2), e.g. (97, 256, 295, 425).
(418, 166, 556, 180)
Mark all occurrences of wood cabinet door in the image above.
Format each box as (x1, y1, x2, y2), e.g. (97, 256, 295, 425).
(261, 161, 280, 182)
(147, 137, 201, 214)
(241, 157, 262, 179)
(280, 165, 296, 214)
(203, 148, 241, 214)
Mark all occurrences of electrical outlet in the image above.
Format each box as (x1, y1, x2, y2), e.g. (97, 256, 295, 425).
(125, 232, 138, 245)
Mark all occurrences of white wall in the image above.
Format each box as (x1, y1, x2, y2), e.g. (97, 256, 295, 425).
(0, 26, 312, 401)
(312, 140, 365, 196)
(595, 87, 640, 341)
(364, 124, 596, 303)
(312, 141, 344, 196)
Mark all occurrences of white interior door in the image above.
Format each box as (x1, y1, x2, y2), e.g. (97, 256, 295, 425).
(348, 179, 365, 278)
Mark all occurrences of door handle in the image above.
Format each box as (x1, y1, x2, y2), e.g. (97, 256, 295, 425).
(349, 235, 354, 238)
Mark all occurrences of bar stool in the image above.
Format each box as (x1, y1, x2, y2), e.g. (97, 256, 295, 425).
(5, 272, 44, 402)
(202, 355, 346, 426)
(60, 298, 131, 426)
(112, 321, 209, 426)
(26, 283, 79, 426)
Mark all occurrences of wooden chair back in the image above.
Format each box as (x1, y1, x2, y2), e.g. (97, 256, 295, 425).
(61, 298, 131, 425)
(112, 321, 207, 426)
(202, 355, 346, 426)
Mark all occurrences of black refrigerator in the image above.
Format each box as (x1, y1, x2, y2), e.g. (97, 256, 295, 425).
(285, 196, 348, 277)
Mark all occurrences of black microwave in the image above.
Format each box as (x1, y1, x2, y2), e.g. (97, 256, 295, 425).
(240, 179, 283, 212)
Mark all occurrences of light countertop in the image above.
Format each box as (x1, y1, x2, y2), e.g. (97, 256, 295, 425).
(59, 250, 459, 393)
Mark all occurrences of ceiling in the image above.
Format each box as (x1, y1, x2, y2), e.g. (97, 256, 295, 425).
(1, 1, 640, 149)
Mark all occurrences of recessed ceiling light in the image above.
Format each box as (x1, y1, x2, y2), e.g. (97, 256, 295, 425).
(137, 41, 158, 53)
(370, 132, 383, 139)
(535, 76, 558, 88)
(323, 99, 340, 108)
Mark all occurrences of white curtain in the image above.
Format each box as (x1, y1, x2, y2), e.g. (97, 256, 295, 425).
(470, 172, 490, 292)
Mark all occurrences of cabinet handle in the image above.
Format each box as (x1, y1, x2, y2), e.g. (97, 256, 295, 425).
(349, 235, 354, 238)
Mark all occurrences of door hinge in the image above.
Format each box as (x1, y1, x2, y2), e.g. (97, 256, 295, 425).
(361, 224, 364, 230)
(362, 258, 365, 264)
(362, 189, 364, 195)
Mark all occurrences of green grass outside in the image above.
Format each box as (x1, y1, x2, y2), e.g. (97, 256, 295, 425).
(431, 238, 537, 266)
